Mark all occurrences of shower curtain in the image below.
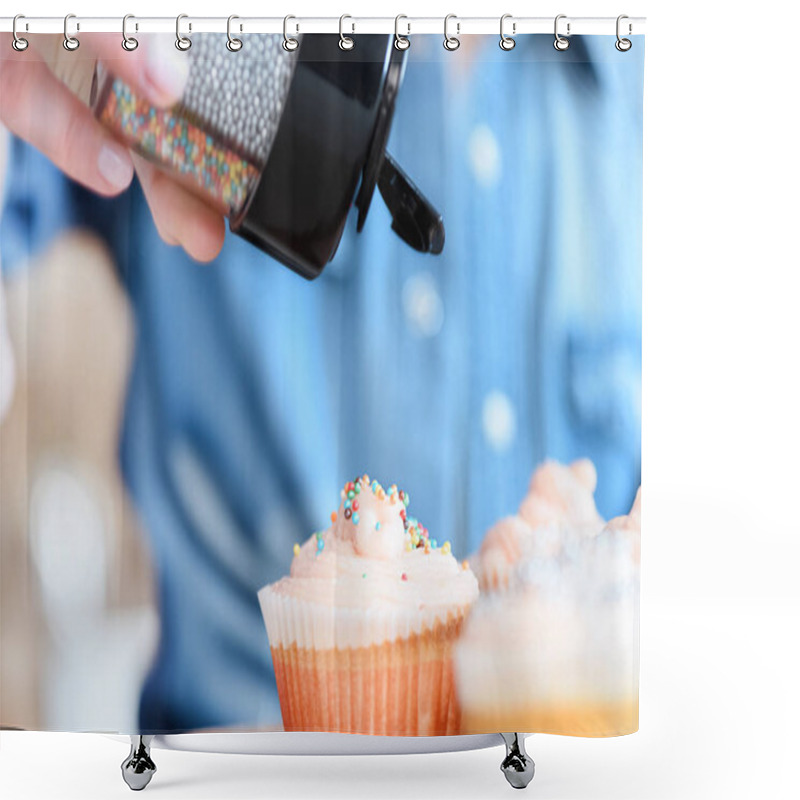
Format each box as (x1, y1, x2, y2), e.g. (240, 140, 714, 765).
(0, 28, 643, 739)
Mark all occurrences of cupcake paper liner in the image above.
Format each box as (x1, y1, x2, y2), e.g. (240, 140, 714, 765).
(260, 587, 468, 736)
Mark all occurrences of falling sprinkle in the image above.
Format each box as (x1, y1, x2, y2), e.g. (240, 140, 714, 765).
(293, 543, 300, 557)
(442, 541, 452, 555)
(331, 511, 337, 523)
(352, 512, 360, 525)
(401, 573, 408, 581)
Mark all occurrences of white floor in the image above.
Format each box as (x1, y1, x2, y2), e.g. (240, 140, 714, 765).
(2, 598, 797, 800)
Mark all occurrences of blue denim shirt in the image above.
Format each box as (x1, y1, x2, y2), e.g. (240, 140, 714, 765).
(1, 35, 643, 732)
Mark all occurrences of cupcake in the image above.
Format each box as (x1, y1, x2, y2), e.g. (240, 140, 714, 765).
(472, 459, 603, 591)
(258, 475, 479, 736)
(456, 485, 641, 737)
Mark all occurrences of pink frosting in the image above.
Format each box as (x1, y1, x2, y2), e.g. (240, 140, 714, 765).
(519, 459, 603, 530)
(473, 459, 606, 590)
(265, 476, 478, 619)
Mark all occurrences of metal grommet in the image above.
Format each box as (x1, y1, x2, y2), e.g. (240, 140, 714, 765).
(615, 14, 632, 52)
(443, 14, 460, 51)
(339, 14, 355, 51)
(122, 14, 138, 51)
(499, 14, 515, 51)
(226, 15, 243, 52)
(176, 13, 192, 51)
(12, 14, 29, 52)
(394, 14, 410, 51)
(63, 13, 80, 51)
(282, 15, 299, 51)
(554, 14, 570, 51)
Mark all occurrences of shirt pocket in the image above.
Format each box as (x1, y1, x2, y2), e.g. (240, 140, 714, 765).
(566, 326, 641, 446)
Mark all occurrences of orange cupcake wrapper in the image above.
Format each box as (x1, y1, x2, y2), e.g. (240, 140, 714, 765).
(271, 618, 466, 736)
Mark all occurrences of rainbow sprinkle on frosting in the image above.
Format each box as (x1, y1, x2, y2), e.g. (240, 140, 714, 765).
(291, 474, 454, 561)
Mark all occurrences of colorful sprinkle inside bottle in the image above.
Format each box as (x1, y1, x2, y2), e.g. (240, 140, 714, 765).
(375, 522, 381, 531)
(401, 573, 408, 581)
(98, 79, 260, 215)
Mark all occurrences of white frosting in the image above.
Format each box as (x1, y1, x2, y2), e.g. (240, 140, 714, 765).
(457, 473, 641, 711)
(259, 476, 479, 649)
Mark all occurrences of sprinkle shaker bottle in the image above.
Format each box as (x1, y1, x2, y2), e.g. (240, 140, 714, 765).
(85, 33, 444, 279)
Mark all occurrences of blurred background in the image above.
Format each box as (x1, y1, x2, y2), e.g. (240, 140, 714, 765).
(0, 129, 157, 731)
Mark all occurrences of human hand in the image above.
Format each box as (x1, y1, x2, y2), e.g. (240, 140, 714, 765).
(0, 34, 225, 261)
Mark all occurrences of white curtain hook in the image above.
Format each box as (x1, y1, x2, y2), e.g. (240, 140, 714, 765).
(63, 14, 80, 51)
(394, 14, 410, 51)
(283, 15, 299, 52)
(500, 14, 516, 51)
(227, 15, 243, 52)
(121, 14, 138, 51)
(616, 14, 633, 51)
(554, 14, 571, 51)
(176, 13, 192, 51)
(444, 14, 460, 51)
(339, 14, 355, 51)
(12, 14, 29, 51)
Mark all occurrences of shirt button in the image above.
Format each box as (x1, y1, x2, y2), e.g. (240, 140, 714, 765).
(482, 390, 516, 452)
(402, 272, 444, 337)
(468, 123, 502, 188)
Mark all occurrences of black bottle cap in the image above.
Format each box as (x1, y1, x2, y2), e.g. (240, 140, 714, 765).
(232, 35, 444, 280)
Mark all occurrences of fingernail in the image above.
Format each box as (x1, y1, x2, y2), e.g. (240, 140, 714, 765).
(98, 144, 133, 190)
(143, 40, 190, 105)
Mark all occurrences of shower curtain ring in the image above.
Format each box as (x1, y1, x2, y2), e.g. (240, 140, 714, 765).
(63, 14, 80, 51)
(12, 14, 29, 51)
(176, 14, 192, 51)
(444, 14, 460, 51)
(121, 14, 138, 51)
(499, 14, 516, 50)
(615, 15, 632, 51)
(226, 15, 243, 51)
(283, 15, 299, 51)
(339, 15, 355, 50)
(554, 14, 570, 51)
(394, 15, 410, 50)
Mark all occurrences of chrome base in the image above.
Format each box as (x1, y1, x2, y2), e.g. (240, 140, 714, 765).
(121, 735, 156, 791)
(500, 733, 535, 789)
(116, 731, 531, 790)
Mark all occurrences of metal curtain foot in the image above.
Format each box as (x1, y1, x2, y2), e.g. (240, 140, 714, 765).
(121, 735, 157, 791)
(500, 733, 535, 789)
